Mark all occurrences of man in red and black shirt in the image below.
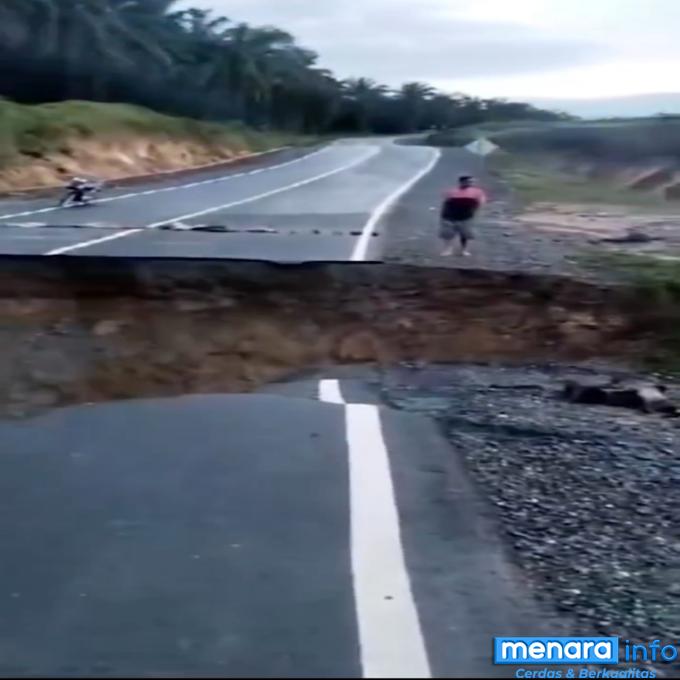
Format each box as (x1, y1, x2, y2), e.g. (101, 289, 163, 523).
(439, 175, 487, 257)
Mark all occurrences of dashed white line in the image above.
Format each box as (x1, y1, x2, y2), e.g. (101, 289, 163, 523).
(351, 147, 441, 262)
(0, 146, 329, 221)
(318, 379, 344, 404)
(46, 229, 143, 255)
(0, 207, 57, 220)
(45, 146, 379, 254)
(318, 379, 431, 679)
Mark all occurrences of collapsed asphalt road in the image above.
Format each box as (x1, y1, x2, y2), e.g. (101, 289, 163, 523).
(1, 137, 677, 678)
(2, 255, 675, 677)
(0, 139, 443, 261)
(0, 380, 558, 678)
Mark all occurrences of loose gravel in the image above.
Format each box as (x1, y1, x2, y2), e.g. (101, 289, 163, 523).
(379, 362, 679, 671)
(382, 147, 604, 280)
(382, 147, 680, 666)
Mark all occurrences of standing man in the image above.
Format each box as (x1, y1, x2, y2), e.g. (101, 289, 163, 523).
(439, 175, 487, 257)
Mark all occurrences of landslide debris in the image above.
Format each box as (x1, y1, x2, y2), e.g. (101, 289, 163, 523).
(0, 257, 669, 418)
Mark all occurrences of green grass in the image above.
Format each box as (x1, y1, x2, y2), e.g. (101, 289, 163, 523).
(581, 253, 680, 369)
(0, 99, 304, 166)
(430, 116, 680, 160)
(489, 152, 674, 208)
(485, 119, 680, 161)
(427, 119, 563, 147)
(431, 118, 680, 207)
(584, 252, 680, 294)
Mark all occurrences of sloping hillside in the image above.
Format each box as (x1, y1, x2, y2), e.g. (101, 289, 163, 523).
(0, 100, 297, 191)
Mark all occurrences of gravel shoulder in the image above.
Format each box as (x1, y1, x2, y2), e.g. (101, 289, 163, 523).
(378, 362, 679, 672)
(382, 147, 588, 277)
(382, 147, 680, 673)
(382, 147, 680, 280)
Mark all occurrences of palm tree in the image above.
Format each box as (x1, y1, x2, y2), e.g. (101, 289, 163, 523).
(5, 0, 176, 99)
(222, 23, 324, 125)
(342, 78, 390, 131)
(0, 0, 563, 133)
(423, 93, 456, 130)
(0, 0, 58, 51)
(398, 81, 436, 132)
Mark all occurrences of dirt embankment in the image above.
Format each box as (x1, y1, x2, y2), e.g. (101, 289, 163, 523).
(0, 136, 262, 192)
(0, 100, 295, 192)
(0, 256, 672, 418)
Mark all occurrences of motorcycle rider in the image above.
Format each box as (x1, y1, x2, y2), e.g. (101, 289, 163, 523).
(65, 176, 99, 204)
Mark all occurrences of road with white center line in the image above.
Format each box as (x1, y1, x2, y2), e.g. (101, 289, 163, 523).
(0, 138, 555, 677)
(0, 139, 440, 262)
(0, 374, 551, 678)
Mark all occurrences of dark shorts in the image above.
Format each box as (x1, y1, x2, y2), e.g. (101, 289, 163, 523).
(439, 219, 474, 241)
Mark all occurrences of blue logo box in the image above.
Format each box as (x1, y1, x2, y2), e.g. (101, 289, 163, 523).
(494, 637, 619, 665)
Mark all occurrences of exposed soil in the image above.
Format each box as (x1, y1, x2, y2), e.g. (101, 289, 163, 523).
(518, 203, 680, 260)
(0, 256, 663, 419)
(1, 145, 679, 669)
(378, 146, 680, 673)
(0, 136, 259, 193)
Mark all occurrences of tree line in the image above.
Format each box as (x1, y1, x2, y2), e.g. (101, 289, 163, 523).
(0, 0, 567, 133)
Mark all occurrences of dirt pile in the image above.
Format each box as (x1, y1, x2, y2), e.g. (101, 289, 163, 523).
(0, 136, 254, 192)
(0, 256, 669, 418)
(0, 100, 292, 192)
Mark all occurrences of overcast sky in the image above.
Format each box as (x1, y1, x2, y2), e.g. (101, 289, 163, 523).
(186, 0, 680, 101)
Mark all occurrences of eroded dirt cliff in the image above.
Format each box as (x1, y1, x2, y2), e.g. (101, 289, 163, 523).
(0, 256, 668, 418)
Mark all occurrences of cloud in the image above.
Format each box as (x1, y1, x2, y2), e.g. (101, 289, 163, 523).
(183, 0, 611, 86)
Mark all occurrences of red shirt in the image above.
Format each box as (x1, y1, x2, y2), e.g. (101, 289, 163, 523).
(444, 186, 487, 205)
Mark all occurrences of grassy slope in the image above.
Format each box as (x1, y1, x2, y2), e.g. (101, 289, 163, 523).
(430, 117, 680, 157)
(489, 153, 672, 208)
(582, 253, 680, 368)
(0, 99, 299, 167)
(430, 118, 680, 208)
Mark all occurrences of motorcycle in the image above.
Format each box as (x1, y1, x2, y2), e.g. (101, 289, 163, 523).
(58, 179, 103, 208)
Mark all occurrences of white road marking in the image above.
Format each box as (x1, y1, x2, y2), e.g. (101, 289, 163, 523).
(318, 379, 431, 679)
(44, 146, 379, 254)
(351, 148, 441, 261)
(145, 146, 380, 228)
(0, 146, 329, 221)
(318, 379, 344, 404)
(0, 207, 57, 220)
(46, 229, 142, 255)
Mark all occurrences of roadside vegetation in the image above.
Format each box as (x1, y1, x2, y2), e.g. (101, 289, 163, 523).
(0, 99, 298, 166)
(429, 118, 680, 208)
(489, 153, 673, 208)
(0, 1, 562, 136)
(430, 119, 680, 368)
(582, 253, 680, 368)
(0, 98, 307, 190)
(429, 116, 680, 158)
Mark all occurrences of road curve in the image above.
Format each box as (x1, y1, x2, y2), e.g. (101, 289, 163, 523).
(0, 378, 548, 678)
(0, 139, 440, 262)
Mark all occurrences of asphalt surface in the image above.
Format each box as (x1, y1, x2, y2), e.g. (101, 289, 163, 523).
(0, 140, 554, 677)
(0, 379, 550, 678)
(0, 139, 441, 262)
